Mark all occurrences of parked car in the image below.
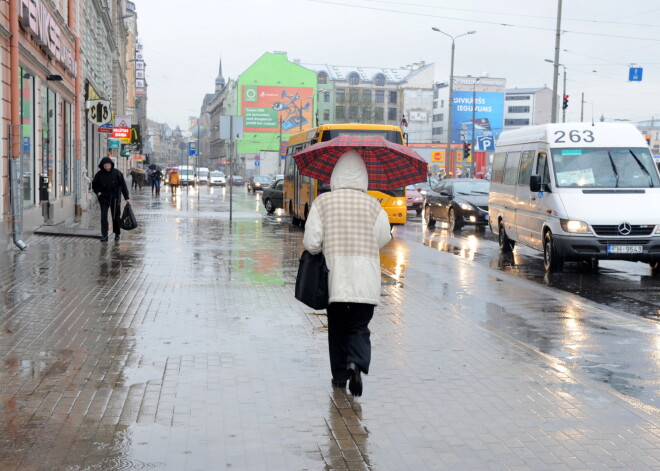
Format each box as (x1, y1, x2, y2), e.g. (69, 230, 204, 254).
(230, 175, 245, 186)
(424, 178, 490, 232)
(262, 178, 284, 213)
(209, 170, 226, 187)
(247, 175, 272, 192)
(406, 185, 424, 216)
(272, 174, 284, 184)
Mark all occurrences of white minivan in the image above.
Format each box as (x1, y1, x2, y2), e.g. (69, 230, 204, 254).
(488, 122, 660, 272)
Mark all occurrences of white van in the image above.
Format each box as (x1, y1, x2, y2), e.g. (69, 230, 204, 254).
(196, 167, 209, 185)
(177, 165, 195, 186)
(488, 122, 660, 272)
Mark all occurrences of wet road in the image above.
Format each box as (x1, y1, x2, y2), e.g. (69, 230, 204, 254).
(0, 185, 657, 470)
(393, 213, 659, 410)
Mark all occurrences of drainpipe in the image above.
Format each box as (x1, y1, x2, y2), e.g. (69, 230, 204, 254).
(70, 0, 82, 215)
(9, 0, 27, 250)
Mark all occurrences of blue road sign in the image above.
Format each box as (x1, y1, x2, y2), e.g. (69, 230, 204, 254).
(188, 141, 197, 156)
(254, 161, 260, 167)
(629, 67, 643, 82)
(22, 137, 30, 152)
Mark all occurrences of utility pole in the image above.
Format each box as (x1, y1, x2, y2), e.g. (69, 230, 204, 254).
(470, 77, 480, 177)
(551, 0, 563, 123)
(562, 67, 567, 123)
(278, 116, 282, 174)
(580, 92, 585, 122)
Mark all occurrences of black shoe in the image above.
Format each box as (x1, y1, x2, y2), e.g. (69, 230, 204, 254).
(347, 362, 363, 397)
(331, 378, 347, 388)
(114, 234, 120, 241)
(100, 235, 108, 242)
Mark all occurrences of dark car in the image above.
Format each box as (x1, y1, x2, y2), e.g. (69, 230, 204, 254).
(230, 175, 245, 186)
(262, 178, 284, 213)
(247, 175, 272, 192)
(424, 178, 490, 232)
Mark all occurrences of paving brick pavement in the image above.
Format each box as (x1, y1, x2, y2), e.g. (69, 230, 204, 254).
(0, 188, 657, 470)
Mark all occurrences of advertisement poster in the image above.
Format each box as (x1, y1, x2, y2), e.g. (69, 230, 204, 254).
(242, 85, 313, 133)
(451, 91, 504, 151)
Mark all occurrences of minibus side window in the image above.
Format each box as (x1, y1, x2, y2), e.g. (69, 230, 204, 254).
(537, 152, 549, 184)
(491, 152, 506, 183)
(517, 150, 534, 185)
(503, 152, 521, 185)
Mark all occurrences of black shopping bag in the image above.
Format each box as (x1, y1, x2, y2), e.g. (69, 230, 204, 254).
(120, 203, 138, 230)
(295, 250, 329, 309)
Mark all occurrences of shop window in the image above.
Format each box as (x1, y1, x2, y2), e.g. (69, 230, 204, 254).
(20, 67, 35, 206)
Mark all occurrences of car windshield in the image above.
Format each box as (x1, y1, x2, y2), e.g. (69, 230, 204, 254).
(210, 171, 223, 177)
(550, 147, 659, 188)
(254, 176, 270, 183)
(453, 181, 490, 195)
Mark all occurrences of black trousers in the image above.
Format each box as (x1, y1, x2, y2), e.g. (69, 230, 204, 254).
(327, 302, 374, 381)
(100, 199, 121, 236)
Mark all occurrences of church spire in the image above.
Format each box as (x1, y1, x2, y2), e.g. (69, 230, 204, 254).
(215, 57, 226, 91)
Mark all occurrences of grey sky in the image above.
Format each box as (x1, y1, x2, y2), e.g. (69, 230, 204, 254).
(136, 0, 660, 130)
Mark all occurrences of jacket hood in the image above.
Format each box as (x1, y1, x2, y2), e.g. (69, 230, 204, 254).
(98, 157, 115, 170)
(330, 150, 368, 191)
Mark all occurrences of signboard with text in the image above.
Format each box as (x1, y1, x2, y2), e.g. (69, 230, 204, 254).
(112, 115, 131, 139)
(242, 85, 313, 133)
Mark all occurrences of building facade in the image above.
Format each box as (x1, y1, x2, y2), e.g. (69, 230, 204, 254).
(302, 61, 434, 143)
(503, 87, 553, 130)
(0, 0, 145, 251)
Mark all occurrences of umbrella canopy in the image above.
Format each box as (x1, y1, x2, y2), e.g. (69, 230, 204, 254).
(293, 135, 428, 190)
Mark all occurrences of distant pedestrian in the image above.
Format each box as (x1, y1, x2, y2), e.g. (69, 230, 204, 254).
(303, 150, 392, 396)
(169, 169, 180, 195)
(131, 169, 139, 190)
(92, 157, 130, 242)
(152, 169, 163, 196)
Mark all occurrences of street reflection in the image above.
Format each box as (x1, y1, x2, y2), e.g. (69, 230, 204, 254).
(323, 389, 370, 469)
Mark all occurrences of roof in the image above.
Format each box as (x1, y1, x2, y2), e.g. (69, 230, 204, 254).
(302, 63, 432, 84)
(505, 87, 549, 95)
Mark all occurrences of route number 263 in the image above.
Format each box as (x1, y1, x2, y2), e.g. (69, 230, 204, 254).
(554, 130, 595, 143)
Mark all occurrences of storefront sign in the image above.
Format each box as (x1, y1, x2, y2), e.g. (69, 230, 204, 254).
(19, 0, 76, 76)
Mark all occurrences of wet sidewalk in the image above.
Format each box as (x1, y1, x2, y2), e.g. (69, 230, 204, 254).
(0, 186, 658, 470)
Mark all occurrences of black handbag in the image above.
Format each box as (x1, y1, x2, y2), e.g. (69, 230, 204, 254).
(120, 203, 138, 230)
(295, 250, 329, 309)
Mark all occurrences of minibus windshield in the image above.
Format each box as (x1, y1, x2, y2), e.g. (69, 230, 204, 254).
(551, 147, 660, 188)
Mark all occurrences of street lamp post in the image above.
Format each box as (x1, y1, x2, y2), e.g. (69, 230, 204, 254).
(432, 27, 476, 178)
(470, 77, 480, 177)
(545, 59, 567, 123)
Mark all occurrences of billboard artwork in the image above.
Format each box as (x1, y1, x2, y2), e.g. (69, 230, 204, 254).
(242, 85, 313, 133)
(451, 91, 504, 151)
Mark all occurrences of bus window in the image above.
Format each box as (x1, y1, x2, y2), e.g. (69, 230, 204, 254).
(503, 152, 521, 185)
(320, 129, 403, 144)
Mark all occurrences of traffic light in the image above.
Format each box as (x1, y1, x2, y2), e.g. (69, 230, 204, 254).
(463, 142, 471, 161)
(562, 95, 569, 110)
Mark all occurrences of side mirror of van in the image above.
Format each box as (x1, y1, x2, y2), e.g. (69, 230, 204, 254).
(530, 175, 542, 192)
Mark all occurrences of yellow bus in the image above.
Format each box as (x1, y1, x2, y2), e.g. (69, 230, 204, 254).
(283, 123, 408, 226)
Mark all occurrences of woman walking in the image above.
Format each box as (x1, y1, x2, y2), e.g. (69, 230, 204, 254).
(303, 150, 392, 396)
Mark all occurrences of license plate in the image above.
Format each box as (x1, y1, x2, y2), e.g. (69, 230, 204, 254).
(607, 245, 643, 254)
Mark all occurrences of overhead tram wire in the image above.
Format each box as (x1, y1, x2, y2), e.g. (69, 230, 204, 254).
(308, 0, 660, 43)
(350, 0, 660, 29)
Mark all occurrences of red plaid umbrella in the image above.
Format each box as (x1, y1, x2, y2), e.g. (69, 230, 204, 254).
(292, 135, 428, 190)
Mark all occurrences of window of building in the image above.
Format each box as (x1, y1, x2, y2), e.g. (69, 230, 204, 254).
(432, 127, 444, 135)
(349, 106, 358, 120)
(505, 119, 530, 126)
(20, 67, 35, 206)
(374, 107, 384, 121)
(505, 95, 531, 101)
(362, 89, 371, 102)
(348, 88, 359, 102)
(433, 113, 444, 122)
(323, 91, 330, 103)
(508, 106, 530, 113)
(375, 90, 384, 103)
(42, 86, 57, 198)
(374, 74, 385, 86)
(336, 89, 345, 102)
(348, 73, 360, 85)
(362, 108, 371, 122)
(388, 108, 397, 121)
(440, 100, 444, 108)
(323, 110, 330, 121)
(389, 91, 397, 103)
(63, 101, 72, 195)
(336, 106, 345, 119)
(318, 72, 328, 84)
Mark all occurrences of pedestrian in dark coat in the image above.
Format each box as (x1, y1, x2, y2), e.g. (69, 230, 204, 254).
(92, 157, 130, 241)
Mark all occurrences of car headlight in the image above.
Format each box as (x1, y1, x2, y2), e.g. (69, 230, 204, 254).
(420, 190, 427, 196)
(459, 202, 473, 211)
(560, 219, 590, 233)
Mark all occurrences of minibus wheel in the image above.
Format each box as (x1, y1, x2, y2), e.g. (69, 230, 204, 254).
(498, 221, 514, 252)
(543, 231, 564, 272)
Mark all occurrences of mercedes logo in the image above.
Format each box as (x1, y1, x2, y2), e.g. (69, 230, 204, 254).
(618, 222, 632, 236)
